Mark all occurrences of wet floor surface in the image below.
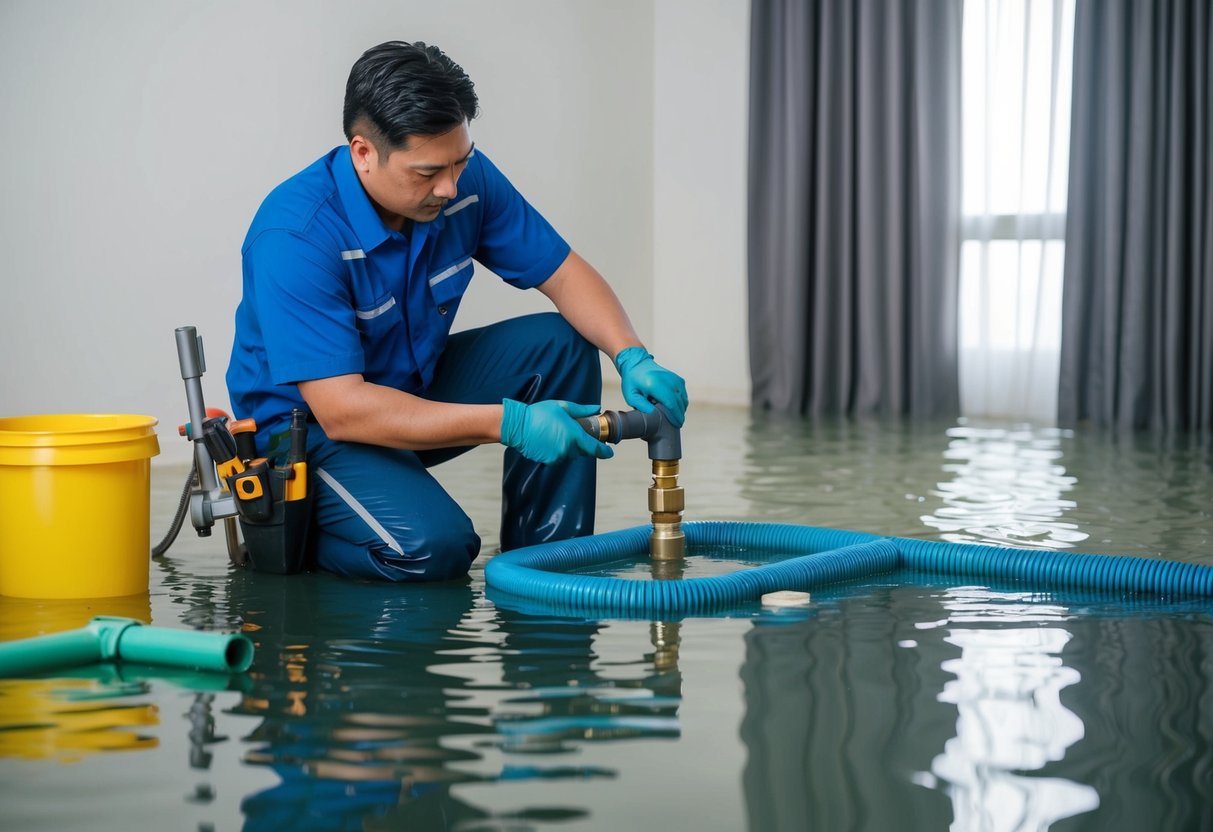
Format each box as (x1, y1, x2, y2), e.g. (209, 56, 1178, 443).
(1, 404, 1211, 831)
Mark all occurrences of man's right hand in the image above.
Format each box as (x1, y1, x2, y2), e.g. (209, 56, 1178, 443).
(500, 399, 614, 465)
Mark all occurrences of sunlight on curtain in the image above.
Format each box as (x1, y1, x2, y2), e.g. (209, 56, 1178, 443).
(960, 0, 1075, 424)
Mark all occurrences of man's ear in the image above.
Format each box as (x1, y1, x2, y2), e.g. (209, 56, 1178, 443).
(349, 135, 377, 173)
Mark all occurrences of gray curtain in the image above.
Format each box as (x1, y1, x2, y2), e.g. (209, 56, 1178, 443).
(1059, 0, 1213, 431)
(747, 0, 962, 418)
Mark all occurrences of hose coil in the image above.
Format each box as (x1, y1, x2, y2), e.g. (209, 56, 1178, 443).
(485, 521, 1213, 616)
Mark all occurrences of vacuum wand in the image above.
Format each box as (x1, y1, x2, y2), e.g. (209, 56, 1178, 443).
(175, 326, 220, 495)
(578, 406, 685, 561)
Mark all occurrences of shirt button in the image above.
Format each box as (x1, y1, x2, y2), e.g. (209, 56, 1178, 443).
(438, 306, 448, 315)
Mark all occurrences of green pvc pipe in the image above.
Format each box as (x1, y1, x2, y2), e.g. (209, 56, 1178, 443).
(0, 616, 254, 678)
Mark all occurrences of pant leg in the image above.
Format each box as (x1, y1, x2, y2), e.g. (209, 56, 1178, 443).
(308, 431, 480, 582)
(422, 312, 602, 550)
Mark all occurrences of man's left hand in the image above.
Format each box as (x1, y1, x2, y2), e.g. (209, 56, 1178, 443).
(614, 346, 689, 428)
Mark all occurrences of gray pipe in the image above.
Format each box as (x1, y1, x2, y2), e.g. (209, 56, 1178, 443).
(578, 404, 681, 460)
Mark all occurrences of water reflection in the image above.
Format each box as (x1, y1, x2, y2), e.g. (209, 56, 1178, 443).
(739, 415, 956, 536)
(187, 692, 226, 773)
(1055, 611, 1213, 831)
(0, 674, 160, 761)
(225, 569, 682, 830)
(735, 582, 1129, 832)
(0, 594, 162, 762)
(915, 588, 1098, 831)
(739, 585, 957, 830)
(921, 425, 1087, 550)
(492, 614, 681, 755)
(735, 410, 1213, 564)
(1059, 428, 1213, 562)
(0, 586, 248, 766)
(6, 408, 1212, 830)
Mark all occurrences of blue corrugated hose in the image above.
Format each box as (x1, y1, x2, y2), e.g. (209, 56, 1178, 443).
(484, 521, 1213, 616)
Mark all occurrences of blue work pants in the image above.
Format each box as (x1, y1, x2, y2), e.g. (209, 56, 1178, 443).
(305, 312, 601, 581)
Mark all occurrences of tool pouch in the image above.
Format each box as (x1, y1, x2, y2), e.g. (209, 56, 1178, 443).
(233, 466, 313, 575)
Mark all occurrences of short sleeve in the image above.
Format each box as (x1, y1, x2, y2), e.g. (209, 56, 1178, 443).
(245, 230, 365, 384)
(470, 151, 571, 289)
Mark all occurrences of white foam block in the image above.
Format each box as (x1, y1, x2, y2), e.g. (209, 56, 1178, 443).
(761, 590, 812, 608)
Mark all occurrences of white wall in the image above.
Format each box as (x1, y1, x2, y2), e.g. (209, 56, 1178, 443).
(0, 0, 749, 465)
(653, 0, 751, 405)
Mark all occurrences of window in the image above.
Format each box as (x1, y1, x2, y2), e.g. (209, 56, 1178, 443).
(960, 0, 1076, 423)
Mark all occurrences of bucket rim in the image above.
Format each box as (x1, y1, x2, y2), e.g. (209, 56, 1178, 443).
(0, 414, 159, 446)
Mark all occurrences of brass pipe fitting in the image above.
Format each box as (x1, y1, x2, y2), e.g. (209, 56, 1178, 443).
(575, 406, 685, 562)
(592, 413, 610, 442)
(649, 459, 685, 560)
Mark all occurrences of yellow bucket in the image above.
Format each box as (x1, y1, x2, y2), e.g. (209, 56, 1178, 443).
(0, 414, 160, 598)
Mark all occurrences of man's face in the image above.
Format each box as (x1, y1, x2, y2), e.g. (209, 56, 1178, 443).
(350, 121, 474, 228)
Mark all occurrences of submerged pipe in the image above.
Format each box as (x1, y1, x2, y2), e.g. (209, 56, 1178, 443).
(0, 616, 255, 679)
(579, 406, 685, 560)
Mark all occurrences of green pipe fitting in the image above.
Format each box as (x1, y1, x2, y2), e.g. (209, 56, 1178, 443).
(0, 616, 254, 678)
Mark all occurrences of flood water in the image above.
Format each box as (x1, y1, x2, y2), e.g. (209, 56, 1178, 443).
(1, 404, 1211, 831)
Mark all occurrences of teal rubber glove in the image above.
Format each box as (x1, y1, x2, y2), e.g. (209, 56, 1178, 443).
(500, 399, 614, 465)
(614, 346, 689, 428)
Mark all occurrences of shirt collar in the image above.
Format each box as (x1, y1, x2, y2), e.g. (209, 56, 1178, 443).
(332, 144, 391, 253)
(332, 144, 452, 253)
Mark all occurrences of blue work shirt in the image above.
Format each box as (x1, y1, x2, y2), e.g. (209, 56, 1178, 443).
(226, 145, 570, 446)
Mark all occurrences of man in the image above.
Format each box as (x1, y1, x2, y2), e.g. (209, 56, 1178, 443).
(227, 41, 688, 581)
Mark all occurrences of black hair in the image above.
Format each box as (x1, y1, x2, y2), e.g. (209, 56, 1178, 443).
(342, 41, 479, 153)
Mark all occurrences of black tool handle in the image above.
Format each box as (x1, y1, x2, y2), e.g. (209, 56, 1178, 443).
(287, 409, 308, 465)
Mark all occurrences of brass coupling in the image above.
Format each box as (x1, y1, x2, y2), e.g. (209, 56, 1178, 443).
(649, 459, 685, 561)
(592, 413, 611, 442)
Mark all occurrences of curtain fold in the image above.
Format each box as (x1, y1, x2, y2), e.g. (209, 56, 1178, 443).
(1059, 0, 1213, 431)
(748, 0, 963, 418)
